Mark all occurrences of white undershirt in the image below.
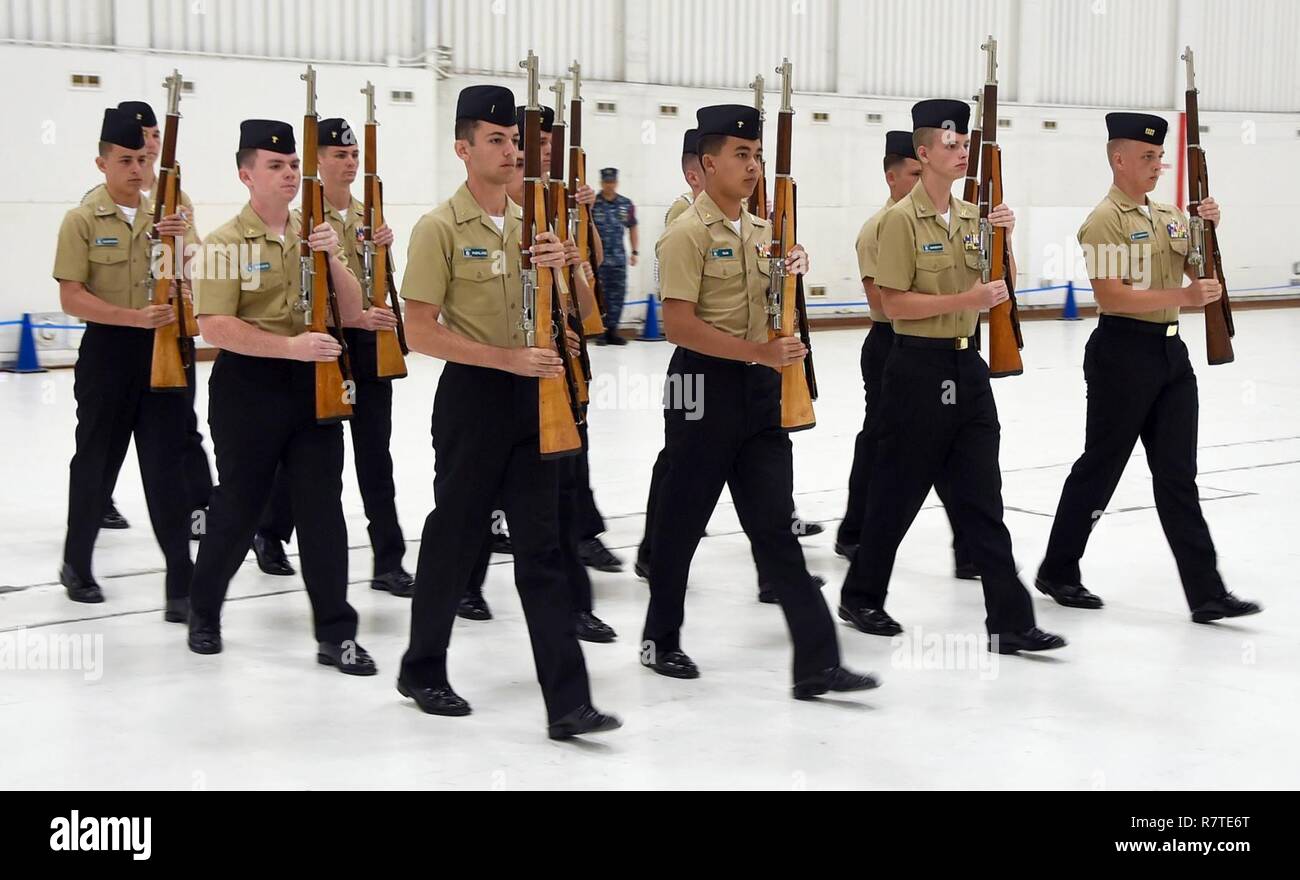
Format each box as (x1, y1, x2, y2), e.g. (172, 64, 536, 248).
(1138, 204, 1151, 220)
(935, 207, 949, 229)
(726, 217, 742, 237)
(117, 203, 138, 225)
(489, 215, 505, 234)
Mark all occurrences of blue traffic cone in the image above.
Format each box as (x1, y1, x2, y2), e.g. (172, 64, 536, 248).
(1059, 281, 1081, 321)
(3, 313, 47, 373)
(639, 294, 664, 341)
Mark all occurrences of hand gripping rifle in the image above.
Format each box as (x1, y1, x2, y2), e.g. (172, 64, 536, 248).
(548, 76, 591, 410)
(360, 80, 409, 379)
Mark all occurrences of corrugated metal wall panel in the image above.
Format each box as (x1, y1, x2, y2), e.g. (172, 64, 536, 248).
(644, 0, 836, 92)
(0, 0, 111, 44)
(1039, 0, 1175, 109)
(436, 0, 623, 81)
(854, 0, 1016, 100)
(1184, 0, 1300, 112)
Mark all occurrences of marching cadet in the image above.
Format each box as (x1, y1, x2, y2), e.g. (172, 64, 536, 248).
(396, 85, 619, 739)
(637, 125, 826, 604)
(186, 119, 375, 675)
(1034, 112, 1261, 623)
(836, 99, 1066, 654)
(645, 103, 878, 699)
(93, 100, 213, 537)
(835, 130, 976, 580)
(591, 167, 638, 345)
(53, 108, 196, 617)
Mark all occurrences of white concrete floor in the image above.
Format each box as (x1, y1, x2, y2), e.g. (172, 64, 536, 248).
(1, 310, 1296, 790)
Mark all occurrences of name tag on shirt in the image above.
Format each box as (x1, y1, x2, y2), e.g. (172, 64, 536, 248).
(1130, 231, 1150, 241)
(94, 237, 119, 246)
(247, 262, 272, 272)
(709, 248, 734, 258)
(921, 243, 945, 253)
(462, 247, 489, 259)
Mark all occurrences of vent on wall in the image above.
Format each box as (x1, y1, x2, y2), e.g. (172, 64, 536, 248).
(659, 104, 678, 117)
(998, 118, 1011, 129)
(1042, 120, 1058, 130)
(1199, 124, 1209, 133)
(390, 90, 414, 104)
(181, 80, 195, 95)
(812, 111, 830, 123)
(808, 285, 827, 298)
(70, 73, 101, 89)
(595, 101, 617, 114)
(866, 113, 883, 124)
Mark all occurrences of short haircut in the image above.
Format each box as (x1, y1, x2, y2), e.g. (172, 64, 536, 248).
(98, 140, 116, 159)
(454, 118, 479, 143)
(912, 127, 941, 155)
(682, 153, 702, 174)
(1105, 138, 1123, 166)
(883, 153, 907, 174)
(235, 148, 258, 170)
(696, 133, 728, 158)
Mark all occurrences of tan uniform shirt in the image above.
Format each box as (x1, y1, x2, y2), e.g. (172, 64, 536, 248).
(656, 190, 772, 343)
(53, 185, 158, 309)
(194, 202, 306, 338)
(400, 182, 527, 349)
(855, 196, 896, 324)
(874, 181, 982, 339)
(664, 193, 693, 227)
(1078, 184, 1189, 324)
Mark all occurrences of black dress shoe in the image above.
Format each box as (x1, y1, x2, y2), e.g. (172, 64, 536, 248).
(990, 627, 1067, 654)
(548, 704, 622, 740)
(317, 640, 378, 676)
(593, 336, 608, 346)
(834, 541, 858, 560)
(397, 678, 471, 716)
(634, 559, 650, 580)
(371, 569, 415, 598)
(758, 574, 825, 604)
(793, 665, 882, 700)
(1191, 592, 1262, 624)
(59, 563, 104, 604)
(457, 593, 492, 621)
(578, 537, 623, 572)
(491, 532, 513, 555)
(1034, 575, 1103, 609)
(187, 625, 222, 655)
(574, 611, 617, 643)
(838, 605, 902, 636)
(101, 499, 129, 530)
(642, 649, 699, 679)
(954, 561, 981, 580)
(606, 333, 628, 346)
(164, 597, 189, 623)
(252, 533, 295, 576)
(795, 518, 824, 537)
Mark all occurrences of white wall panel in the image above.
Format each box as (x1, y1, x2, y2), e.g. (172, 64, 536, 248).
(1038, 0, 1175, 109)
(644, 0, 837, 92)
(1181, 0, 1300, 112)
(0, 0, 112, 44)
(436, 0, 623, 81)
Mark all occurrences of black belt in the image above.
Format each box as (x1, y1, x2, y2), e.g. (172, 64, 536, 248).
(894, 333, 976, 351)
(1099, 315, 1179, 337)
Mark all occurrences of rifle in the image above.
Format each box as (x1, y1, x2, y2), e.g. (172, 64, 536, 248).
(299, 64, 353, 423)
(567, 60, 607, 338)
(1182, 46, 1235, 365)
(548, 76, 591, 409)
(963, 90, 983, 204)
(768, 58, 816, 431)
(977, 36, 1024, 378)
(747, 74, 769, 219)
(360, 80, 409, 379)
(521, 51, 582, 457)
(148, 69, 193, 391)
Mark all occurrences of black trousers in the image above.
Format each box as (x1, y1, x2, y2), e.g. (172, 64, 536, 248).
(572, 441, 606, 540)
(189, 353, 357, 643)
(256, 328, 407, 577)
(1039, 316, 1225, 607)
(401, 363, 591, 723)
(838, 321, 971, 566)
(839, 337, 1036, 636)
(63, 324, 193, 598)
(643, 347, 840, 681)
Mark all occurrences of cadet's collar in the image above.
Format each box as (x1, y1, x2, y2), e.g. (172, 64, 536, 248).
(450, 182, 521, 237)
(693, 190, 755, 237)
(89, 185, 149, 234)
(908, 178, 962, 220)
(1107, 183, 1149, 214)
(237, 202, 295, 241)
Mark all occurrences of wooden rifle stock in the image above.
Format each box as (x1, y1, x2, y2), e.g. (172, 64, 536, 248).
(361, 81, 408, 379)
(978, 37, 1023, 378)
(549, 77, 590, 408)
(301, 65, 353, 423)
(567, 60, 607, 338)
(522, 52, 581, 457)
(149, 69, 190, 391)
(1183, 47, 1235, 365)
(769, 58, 815, 431)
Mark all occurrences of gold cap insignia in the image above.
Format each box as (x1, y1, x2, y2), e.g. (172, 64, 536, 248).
(271, 135, 278, 143)
(1145, 127, 1155, 136)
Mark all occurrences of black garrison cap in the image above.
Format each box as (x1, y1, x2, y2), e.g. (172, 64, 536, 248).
(682, 128, 700, 156)
(117, 101, 158, 127)
(457, 85, 516, 127)
(239, 119, 296, 153)
(318, 117, 357, 147)
(885, 129, 917, 160)
(1105, 112, 1168, 145)
(515, 105, 555, 132)
(911, 99, 971, 135)
(696, 104, 761, 141)
(600, 167, 618, 180)
(100, 108, 145, 149)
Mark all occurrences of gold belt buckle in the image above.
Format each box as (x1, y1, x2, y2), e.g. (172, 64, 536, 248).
(1165, 324, 1177, 337)
(956, 337, 969, 350)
